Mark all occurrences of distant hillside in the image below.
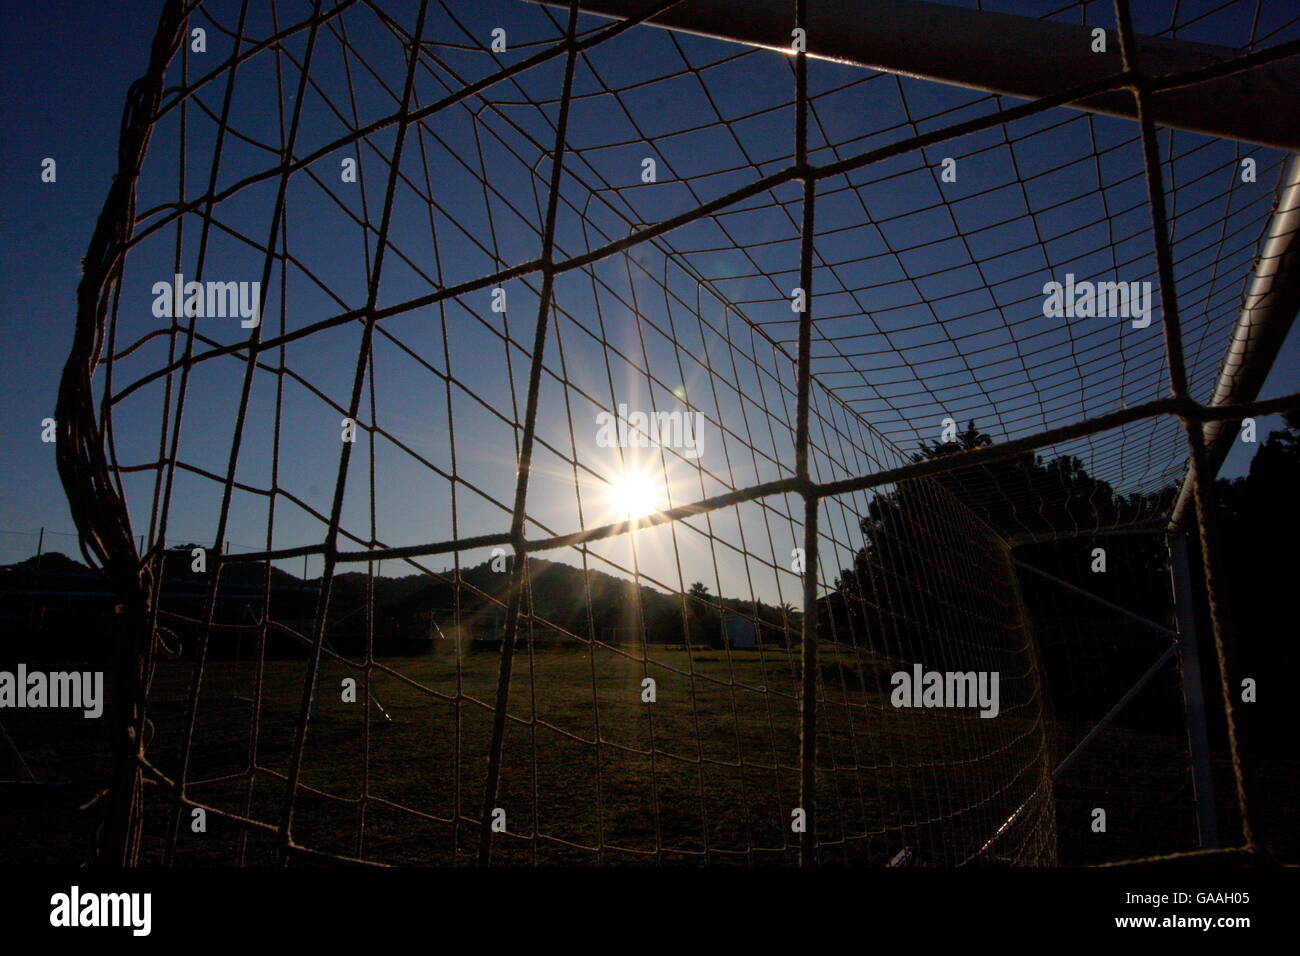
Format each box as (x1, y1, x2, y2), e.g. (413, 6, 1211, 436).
(2, 548, 799, 657)
(1, 551, 101, 590)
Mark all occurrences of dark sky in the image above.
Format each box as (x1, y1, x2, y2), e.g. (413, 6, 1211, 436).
(3, 1, 167, 560)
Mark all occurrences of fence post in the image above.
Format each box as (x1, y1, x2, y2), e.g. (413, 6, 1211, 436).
(33, 527, 46, 630)
(1168, 531, 1220, 849)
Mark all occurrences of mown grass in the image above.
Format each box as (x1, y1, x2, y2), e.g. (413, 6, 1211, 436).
(0, 646, 1245, 866)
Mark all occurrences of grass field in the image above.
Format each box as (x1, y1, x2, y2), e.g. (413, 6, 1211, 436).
(2, 645, 1274, 866)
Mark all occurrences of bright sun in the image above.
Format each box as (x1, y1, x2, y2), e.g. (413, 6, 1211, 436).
(609, 471, 662, 521)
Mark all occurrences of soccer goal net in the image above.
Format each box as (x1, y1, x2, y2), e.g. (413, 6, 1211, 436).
(57, 0, 1299, 865)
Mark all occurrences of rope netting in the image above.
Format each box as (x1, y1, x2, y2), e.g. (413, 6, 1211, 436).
(55, 0, 1299, 866)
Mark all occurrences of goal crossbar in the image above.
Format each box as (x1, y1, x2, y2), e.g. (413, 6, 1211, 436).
(527, 0, 1300, 152)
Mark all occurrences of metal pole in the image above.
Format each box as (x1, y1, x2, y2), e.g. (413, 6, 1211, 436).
(1168, 531, 1220, 849)
(528, 0, 1300, 152)
(0, 719, 36, 782)
(33, 527, 45, 631)
(1170, 155, 1300, 532)
(1008, 522, 1166, 547)
(1052, 643, 1178, 780)
(1013, 558, 1179, 640)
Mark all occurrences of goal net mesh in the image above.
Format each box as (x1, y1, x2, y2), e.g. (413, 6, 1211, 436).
(56, 0, 1297, 865)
